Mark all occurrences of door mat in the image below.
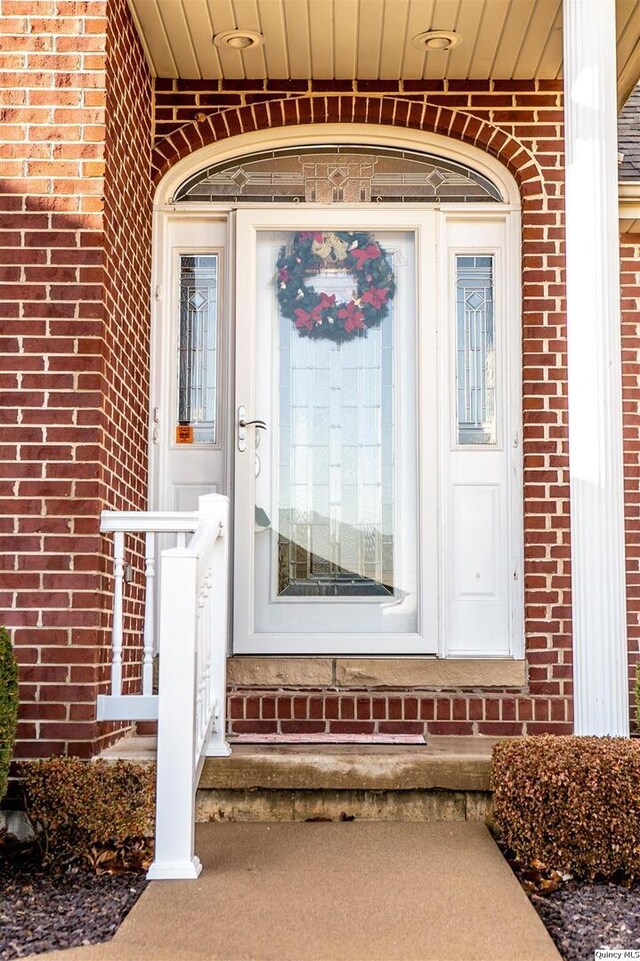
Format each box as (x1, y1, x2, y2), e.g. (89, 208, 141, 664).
(230, 733, 426, 744)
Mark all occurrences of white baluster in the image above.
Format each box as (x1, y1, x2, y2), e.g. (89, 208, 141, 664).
(177, 531, 187, 549)
(195, 586, 205, 758)
(111, 530, 125, 697)
(205, 509, 231, 758)
(142, 531, 155, 696)
(203, 567, 213, 735)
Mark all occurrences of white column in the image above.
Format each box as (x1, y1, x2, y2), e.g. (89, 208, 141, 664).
(563, 0, 629, 735)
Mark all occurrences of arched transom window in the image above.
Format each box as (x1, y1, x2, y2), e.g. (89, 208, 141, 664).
(174, 145, 502, 204)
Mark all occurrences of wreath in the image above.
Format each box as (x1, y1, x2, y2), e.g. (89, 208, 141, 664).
(276, 230, 396, 343)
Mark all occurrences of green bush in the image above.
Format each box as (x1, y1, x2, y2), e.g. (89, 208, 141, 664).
(20, 756, 155, 869)
(0, 627, 19, 802)
(492, 735, 640, 880)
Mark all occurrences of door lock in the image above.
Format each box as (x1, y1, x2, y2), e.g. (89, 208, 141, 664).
(237, 406, 267, 451)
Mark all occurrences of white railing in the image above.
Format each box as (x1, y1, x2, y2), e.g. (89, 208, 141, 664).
(98, 493, 231, 880)
(97, 511, 199, 723)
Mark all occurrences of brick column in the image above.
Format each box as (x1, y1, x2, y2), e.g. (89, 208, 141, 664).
(0, 0, 152, 760)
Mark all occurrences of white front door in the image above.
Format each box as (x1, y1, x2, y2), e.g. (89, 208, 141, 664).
(234, 208, 438, 654)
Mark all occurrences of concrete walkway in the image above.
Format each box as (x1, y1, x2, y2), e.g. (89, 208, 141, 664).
(36, 822, 560, 961)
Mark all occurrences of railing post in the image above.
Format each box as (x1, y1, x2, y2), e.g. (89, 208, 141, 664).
(147, 546, 201, 880)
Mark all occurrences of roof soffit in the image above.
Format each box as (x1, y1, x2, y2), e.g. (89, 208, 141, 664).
(127, 0, 640, 101)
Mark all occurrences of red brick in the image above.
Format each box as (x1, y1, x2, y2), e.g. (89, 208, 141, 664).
(232, 721, 278, 735)
(378, 722, 424, 735)
(328, 721, 375, 735)
(280, 721, 326, 735)
(427, 722, 474, 735)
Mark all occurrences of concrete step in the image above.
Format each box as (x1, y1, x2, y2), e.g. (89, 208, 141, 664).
(100, 735, 497, 823)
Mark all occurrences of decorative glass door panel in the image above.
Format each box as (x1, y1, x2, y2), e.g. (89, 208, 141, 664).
(234, 209, 437, 654)
(276, 258, 400, 603)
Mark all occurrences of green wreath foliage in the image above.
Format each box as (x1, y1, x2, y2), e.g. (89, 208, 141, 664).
(276, 230, 396, 343)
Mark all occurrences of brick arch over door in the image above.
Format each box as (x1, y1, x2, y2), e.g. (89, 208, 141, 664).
(151, 95, 547, 206)
(151, 91, 573, 733)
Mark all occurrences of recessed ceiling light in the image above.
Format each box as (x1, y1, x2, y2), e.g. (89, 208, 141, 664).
(213, 30, 264, 51)
(411, 30, 460, 52)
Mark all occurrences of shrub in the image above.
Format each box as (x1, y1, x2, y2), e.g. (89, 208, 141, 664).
(492, 735, 640, 880)
(20, 756, 155, 870)
(0, 627, 19, 802)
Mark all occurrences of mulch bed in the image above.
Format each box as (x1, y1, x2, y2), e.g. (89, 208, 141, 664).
(500, 844, 640, 961)
(531, 882, 640, 961)
(0, 854, 147, 960)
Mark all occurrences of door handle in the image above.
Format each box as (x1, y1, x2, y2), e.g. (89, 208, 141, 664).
(238, 405, 267, 452)
(239, 417, 267, 430)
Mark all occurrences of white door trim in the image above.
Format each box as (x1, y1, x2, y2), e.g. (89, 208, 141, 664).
(233, 207, 437, 656)
(148, 130, 523, 660)
(153, 124, 521, 209)
(437, 209, 524, 659)
(229, 205, 523, 657)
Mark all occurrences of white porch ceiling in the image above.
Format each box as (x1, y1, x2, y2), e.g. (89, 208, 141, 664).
(128, 0, 640, 102)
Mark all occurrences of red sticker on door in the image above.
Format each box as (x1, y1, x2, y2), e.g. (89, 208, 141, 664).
(176, 424, 193, 444)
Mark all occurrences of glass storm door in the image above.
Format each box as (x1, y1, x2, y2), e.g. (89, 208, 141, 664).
(233, 209, 438, 655)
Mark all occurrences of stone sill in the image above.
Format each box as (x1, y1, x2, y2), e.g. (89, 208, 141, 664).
(227, 657, 526, 690)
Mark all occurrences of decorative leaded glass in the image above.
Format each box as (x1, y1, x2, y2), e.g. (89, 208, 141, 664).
(177, 254, 218, 444)
(174, 145, 501, 204)
(455, 255, 496, 445)
(277, 278, 395, 597)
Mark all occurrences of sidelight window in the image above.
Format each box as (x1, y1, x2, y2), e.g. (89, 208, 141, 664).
(177, 254, 219, 445)
(455, 255, 496, 446)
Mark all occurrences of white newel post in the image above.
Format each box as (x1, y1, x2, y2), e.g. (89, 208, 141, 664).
(147, 547, 201, 880)
(563, 0, 629, 735)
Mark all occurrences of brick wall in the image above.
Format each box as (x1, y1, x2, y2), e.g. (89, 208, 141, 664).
(151, 80, 574, 737)
(0, 0, 152, 761)
(97, 0, 153, 752)
(226, 687, 564, 739)
(3, 49, 637, 753)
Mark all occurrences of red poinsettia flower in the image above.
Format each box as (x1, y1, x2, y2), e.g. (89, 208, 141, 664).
(338, 299, 366, 333)
(350, 244, 381, 270)
(318, 292, 336, 310)
(361, 286, 389, 309)
(294, 304, 324, 330)
(278, 268, 289, 282)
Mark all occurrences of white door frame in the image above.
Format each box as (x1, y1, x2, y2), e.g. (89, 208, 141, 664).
(436, 209, 523, 658)
(149, 128, 523, 659)
(233, 207, 438, 655)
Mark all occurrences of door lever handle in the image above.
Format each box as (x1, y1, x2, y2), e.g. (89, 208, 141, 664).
(238, 406, 267, 452)
(239, 417, 267, 430)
